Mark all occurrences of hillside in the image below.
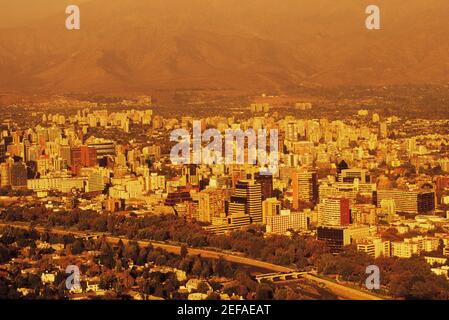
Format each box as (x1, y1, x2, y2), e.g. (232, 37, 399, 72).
(0, 0, 448, 94)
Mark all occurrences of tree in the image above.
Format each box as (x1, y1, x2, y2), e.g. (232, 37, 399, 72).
(317, 253, 338, 275)
(255, 283, 273, 300)
(180, 244, 188, 258)
(71, 239, 84, 255)
(197, 282, 211, 294)
(191, 259, 203, 276)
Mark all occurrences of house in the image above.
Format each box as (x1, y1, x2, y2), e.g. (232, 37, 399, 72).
(188, 293, 208, 300)
(86, 277, 101, 292)
(41, 272, 56, 285)
(424, 256, 447, 266)
(185, 279, 212, 294)
(17, 288, 33, 296)
(431, 266, 449, 278)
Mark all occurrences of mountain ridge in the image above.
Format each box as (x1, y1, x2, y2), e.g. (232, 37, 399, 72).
(0, 0, 448, 94)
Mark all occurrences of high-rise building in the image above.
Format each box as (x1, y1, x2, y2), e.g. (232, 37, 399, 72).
(59, 145, 72, 167)
(339, 168, 370, 183)
(228, 179, 262, 224)
(0, 162, 10, 188)
(357, 237, 391, 258)
(377, 189, 435, 214)
(379, 122, 388, 138)
(317, 225, 373, 253)
(292, 170, 318, 210)
(266, 210, 307, 234)
(255, 173, 273, 200)
(380, 199, 397, 222)
(87, 140, 116, 159)
(262, 197, 281, 224)
(435, 176, 449, 204)
(320, 197, 351, 226)
(285, 122, 300, 142)
(10, 162, 27, 189)
(198, 188, 226, 222)
(71, 145, 97, 175)
(336, 160, 349, 181)
(87, 172, 105, 193)
(165, 191, 192, 206)
(0, 142, 5, 162)
(317, 226, 347, 253)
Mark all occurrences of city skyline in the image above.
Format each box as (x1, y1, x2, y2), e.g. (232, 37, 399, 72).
(1, 0, 449, 306)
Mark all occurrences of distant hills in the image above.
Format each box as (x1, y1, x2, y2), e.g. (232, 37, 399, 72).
(0, 0, 448, 94)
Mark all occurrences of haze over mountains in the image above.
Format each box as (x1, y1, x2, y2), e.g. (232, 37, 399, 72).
(0, 0, 448, 94)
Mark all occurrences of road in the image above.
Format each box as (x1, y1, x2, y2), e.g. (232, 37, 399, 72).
(0, 221, 293, 272)
(302, 273, 383, 300)
(0, 221, 383, 300)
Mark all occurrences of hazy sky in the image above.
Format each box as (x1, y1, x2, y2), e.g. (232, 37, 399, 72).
(0, 0, 92, 28)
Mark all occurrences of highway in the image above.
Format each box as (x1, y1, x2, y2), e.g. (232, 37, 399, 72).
(0, 221, 383, 300)
(302, 273, 383, 300)
(0, 221, 293, 272)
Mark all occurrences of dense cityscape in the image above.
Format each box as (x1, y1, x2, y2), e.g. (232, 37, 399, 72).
(2, 1, 449, 310)
(1, 91, 449, 300)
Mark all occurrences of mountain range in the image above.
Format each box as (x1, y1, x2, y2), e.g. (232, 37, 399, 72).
(0, 0, 448, 94)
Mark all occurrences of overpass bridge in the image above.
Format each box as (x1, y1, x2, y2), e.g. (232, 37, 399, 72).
(255, 271, 308, 283)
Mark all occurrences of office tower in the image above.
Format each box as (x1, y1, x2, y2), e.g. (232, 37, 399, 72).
(22, 137, 30, 162)
(165, 191, 192, 206)
(0, 142, 5, 162)
(143, 145, 161, 160)
(25, 145, 40, 163)
(182, 164, 198, 184)
(87, 140, 116, 159)
(26, 161, 38, 179)
(255, 173, 273, 200)
(87, 172, 105, 193)
(71, 145, 97, 167)
(380, 199, 397, 222)
(435, 176, 449, 204)
(0, 162, 10, 188)
(318, 225, 372, 253)
(59, 145, 72, 167)
(339, 168, 370, 183)
(228, 180, 263, 224)
(379, 122, 388, 138)
(317, 226, 347, 253)
(292, 170, 319, 210)
(198, 188, 226, 222)
(266, 210, 307, 234)
(10, 161, 27, 189)
(71, 145, 97, 175)
(405, 138, 417, 155)
(357, 237, 391, 258)
(377, 189, 435, 214)
(320, 197, 351, 226)
(262, 197, 281, 224)
(230, 167, 247, 188)
(336, 160, 349, 181)
(286, 122, 299, 142)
